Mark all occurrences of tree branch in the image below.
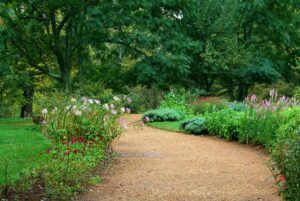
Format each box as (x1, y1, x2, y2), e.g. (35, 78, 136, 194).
(57, 14, 71, 34)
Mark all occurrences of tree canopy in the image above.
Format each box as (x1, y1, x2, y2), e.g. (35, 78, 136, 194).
(0, 0, 299, 115)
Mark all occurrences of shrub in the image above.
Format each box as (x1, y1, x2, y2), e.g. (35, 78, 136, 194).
(239, 91, 299, 147)
(239, 108, 280, 147)
(248, 81, 295, 99)
(43, 96, 130, 142)
(160, 89, 190, 114)
(0, 89, 23, 118)
(190, 96, 226, 114)
(271, 108, 300, 200)
(127, 85, 164, 113)
(205, 109, 243, 141)
(180, 117, 207, 134)
(40, 96, 129, 199)
(227, 102, 247, 112)
(143, 108, 183, 122)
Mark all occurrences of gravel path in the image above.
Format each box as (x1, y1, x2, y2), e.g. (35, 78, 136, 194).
(79, 114, 281, 201)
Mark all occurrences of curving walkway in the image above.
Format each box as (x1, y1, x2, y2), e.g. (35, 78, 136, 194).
(79, 114, 281, 201)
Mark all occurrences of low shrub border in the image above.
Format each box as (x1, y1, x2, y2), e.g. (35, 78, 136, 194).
(180, 117, 207, 134)
(143, 108, 184, 122)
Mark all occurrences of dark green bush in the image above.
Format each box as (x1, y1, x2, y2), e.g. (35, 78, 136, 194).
(143, 108, 183, 122)
(205, 109, 243, 140)
(180, 117, 207, 134)
(271, 108, 300, 200)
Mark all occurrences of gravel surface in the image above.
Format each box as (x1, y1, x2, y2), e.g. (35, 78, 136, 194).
(78, 114, 281, 201)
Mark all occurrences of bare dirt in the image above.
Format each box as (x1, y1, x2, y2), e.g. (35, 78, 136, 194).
(78, 114, 281, 201)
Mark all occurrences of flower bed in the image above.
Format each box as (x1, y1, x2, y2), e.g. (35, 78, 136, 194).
(144, 89, 300, 200)
(2, 95, 131, 200)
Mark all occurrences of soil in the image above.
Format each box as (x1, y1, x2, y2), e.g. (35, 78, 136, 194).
(78, 114, 281, 201)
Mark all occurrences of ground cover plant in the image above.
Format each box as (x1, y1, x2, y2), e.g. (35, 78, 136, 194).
(143, 108, 184, 123)
(180, 117, 207, 134)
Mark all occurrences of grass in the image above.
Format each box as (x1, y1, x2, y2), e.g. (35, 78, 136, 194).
(147, 120, 184, 132)
(0, 119, 51, 185)
(0, 118, 32, 124)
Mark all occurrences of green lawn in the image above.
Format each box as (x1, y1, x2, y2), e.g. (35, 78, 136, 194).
(147, 120, 184, 132)
(0, 119, 51, 185)
(0, 118, 33, 123)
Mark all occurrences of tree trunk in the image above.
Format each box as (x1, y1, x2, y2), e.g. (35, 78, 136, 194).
(20, 87, 34, 118)
(237, 82, 249, 101)
(227, 80, 235, 101)
(203, 74, 210, 93)
(61, 68, 71, 94)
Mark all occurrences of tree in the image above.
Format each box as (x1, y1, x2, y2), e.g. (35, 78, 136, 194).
(0, 0, 97, 92)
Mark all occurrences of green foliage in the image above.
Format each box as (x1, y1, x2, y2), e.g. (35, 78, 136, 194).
(160, 90, 189, 114)
(205, 109, 243, 140)
(249, 81, 296, 99)
(0, 66, 24, 118)
(89, 176, 102, 185)
(237, 91, 297, 147)
(190, 97, 227, 115)
(292, 86, 300, 99)
(42, 96, 128, 142)
(40, 140, 106, 200)
(227, 102, 247, 112)
(143, 108, 183, 122)
(1, 95, 129, 200)
(127, 85, 164, 113)
(239, 109, 280, 147)
(271, 108, 300, 200)
(240, 59, 281, 84)
(180, 117, 207, 134)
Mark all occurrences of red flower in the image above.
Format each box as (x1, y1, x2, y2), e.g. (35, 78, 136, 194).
(70, 137, 77, 144)
(73, 149, 79, 154)
(78, 136, 84, 143)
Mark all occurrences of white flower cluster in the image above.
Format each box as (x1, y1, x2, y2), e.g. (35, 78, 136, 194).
(42, 96, 132, 120)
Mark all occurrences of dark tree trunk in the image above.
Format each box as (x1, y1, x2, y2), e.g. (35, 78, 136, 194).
(237, 83, 249, 101)
(203, 74, 211, 93)
(20, 87, 34, 118)
(227, 80, 235, 101)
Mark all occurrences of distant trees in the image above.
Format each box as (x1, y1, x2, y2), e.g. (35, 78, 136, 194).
(0, 0, 299, 116)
